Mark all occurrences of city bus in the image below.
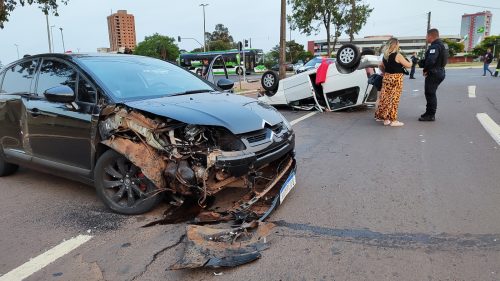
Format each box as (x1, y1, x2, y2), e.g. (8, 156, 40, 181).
(179, 49, 266, 75)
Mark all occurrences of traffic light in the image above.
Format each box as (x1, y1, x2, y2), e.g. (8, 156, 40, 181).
(178, 36, 181, 42)
(244, 40, 249, 48)
(238, 41, 243, 51)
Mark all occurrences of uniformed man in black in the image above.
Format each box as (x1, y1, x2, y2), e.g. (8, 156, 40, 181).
(419, 28, 448, 121)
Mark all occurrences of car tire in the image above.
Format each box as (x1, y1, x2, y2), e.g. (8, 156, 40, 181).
(360, 49, 376, 56)
(337, 44, 361, 69)
(94, 150, 163, 215)
(196, 69, 202, 76)
(0, 156, 19, 177)
(261, 71, 279, 93)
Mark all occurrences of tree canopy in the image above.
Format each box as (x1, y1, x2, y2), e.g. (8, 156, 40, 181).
(346, 0, 373, 42)
(0, 0, 69, 28)
(268, 40, 313, 66)
(472, 35, 500, 58)
(134, 33, 180, 62)
(443, 39, 464, 58)
(288, 0, 372, 56)
(192, 24, 237, 52)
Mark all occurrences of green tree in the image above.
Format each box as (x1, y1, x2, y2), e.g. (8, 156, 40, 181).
(443, 39, 464, 57)
(134, 33, 180, 61)
(269, 40, 312, 63)
(288, 0, 350, 57)
(472, 35, 500, 58)
(346, 0, 373, 42)
(1, 0, 68, 28)
(192, 24, 236, 52)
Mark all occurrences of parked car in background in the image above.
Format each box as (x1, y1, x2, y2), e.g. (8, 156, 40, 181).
(293, 60, 305, 72)
(271, 63, 294, 72)
(295, 57, 335, 74)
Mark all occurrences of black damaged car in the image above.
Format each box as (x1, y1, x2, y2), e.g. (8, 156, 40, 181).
(0, 54, 297, 216)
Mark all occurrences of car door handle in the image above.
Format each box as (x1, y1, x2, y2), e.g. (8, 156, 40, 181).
(28, 108, 41, 117)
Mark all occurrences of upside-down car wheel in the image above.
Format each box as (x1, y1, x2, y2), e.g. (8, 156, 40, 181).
(261, 71, 279, 95)
(336, 44, 361, 69)
(94, 150, 163, 215)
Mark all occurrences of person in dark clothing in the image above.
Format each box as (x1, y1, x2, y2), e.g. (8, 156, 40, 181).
(410, 52, 418, 79)
(418, 28, 448, 122)
(483, 48, 494, 76)
(495, 56, 500, 77)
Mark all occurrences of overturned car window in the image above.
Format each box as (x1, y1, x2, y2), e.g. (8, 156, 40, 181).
(79, 56, 214, 100)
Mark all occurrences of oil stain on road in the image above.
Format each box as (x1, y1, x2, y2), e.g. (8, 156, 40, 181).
(274, 221, 500, 251)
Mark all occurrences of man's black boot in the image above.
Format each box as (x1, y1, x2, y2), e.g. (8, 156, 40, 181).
(419, 115, 435, 121)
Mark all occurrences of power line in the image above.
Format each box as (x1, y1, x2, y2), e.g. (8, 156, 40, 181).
(436, 0, 500, 10)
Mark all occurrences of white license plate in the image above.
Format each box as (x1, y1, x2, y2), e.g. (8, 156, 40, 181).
(279, 172, 296, 204)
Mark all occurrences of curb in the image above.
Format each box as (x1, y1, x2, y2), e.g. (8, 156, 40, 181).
(235, 89, 259, 95)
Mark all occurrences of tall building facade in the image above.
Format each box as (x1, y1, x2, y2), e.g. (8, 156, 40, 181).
(107, 10, 137, 52)
(460, 11, 493, 51)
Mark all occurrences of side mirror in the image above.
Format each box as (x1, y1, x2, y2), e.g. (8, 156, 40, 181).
(44, 85, 76, 103)
(217, 78, 234, 91)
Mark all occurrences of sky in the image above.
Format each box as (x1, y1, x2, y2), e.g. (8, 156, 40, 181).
(0, 0, 499, 65)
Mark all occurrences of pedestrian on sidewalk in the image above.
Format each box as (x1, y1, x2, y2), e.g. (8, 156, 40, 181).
(410, 52, 418, 79)
(418, 28, 447, 122)
(494, 55, 500, 77)
(483, 48, 494, 76)
(374, 38, 413, 127)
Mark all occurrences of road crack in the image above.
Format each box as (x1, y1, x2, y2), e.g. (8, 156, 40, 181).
(130, 234, 186, 281)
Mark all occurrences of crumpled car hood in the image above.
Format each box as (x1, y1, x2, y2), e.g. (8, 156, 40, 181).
(124, 92, 283, 134)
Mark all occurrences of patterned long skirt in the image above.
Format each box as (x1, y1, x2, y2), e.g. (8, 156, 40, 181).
(374, 73, 404, 122)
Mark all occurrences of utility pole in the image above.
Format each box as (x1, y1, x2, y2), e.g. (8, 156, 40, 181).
(45, 13, 52, 53)
(279, 0, 286, 79)
(200, 4, 209, 52)
(425, 11, 431, 50)
(59, 27, 66, 53)
(14, 44, 20, 59)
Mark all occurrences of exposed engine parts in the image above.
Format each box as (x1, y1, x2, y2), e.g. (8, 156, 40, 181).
(99, 106, 294, 212)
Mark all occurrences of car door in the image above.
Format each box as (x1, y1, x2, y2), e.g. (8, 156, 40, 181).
(26, 58, 96, 171)
(0, 59, 38, 162)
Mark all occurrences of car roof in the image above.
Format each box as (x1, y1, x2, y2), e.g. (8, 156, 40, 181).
(3, 53, 138, 68)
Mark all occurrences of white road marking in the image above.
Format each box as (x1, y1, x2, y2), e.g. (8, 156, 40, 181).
(0, 235, 92, 281)
(290, 112, 318, 126)
(468, 85, 476, 98)
(476, 113, 500, 145)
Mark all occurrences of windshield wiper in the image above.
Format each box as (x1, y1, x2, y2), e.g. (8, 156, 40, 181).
(170, 89, 216, 97)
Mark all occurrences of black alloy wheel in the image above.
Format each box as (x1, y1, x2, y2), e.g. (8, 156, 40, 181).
(95, 150, 163, 215)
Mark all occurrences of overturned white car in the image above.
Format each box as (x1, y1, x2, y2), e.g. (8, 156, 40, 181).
(258, 44, 381, 111)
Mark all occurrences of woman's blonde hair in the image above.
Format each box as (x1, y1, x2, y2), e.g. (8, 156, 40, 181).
(383, 38, 400, 60)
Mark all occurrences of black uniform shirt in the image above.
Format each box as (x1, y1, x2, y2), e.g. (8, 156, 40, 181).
(423, 39, 448, 73)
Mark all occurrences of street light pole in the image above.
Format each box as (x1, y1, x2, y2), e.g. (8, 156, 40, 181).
(59, 27, 66, 53)
(45, 13, 52, 53)
(50, 25, 55, 52)
(14, 44, 20, 59)
(200, 4, 208, 52)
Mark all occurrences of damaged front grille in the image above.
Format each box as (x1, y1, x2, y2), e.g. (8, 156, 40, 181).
(246, 132, 267, 143)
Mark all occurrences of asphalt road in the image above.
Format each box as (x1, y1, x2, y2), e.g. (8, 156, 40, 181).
(1, 68, 499, 281)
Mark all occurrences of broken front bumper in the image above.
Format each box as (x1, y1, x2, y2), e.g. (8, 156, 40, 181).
(215, 135, 295, 177)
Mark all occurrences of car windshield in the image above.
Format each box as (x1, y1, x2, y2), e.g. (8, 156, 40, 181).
(78, 56, 214, 101)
